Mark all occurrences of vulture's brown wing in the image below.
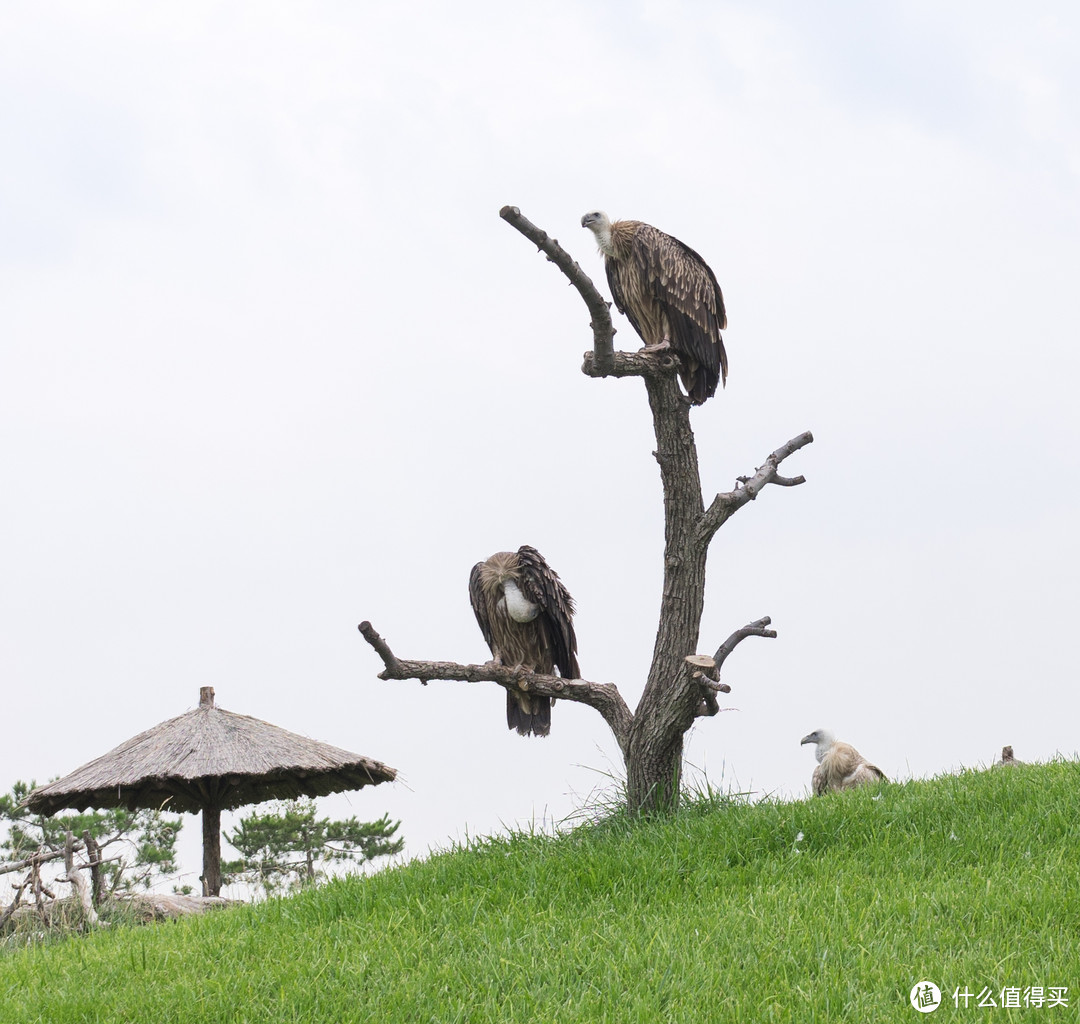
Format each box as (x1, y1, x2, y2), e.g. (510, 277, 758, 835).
(605, 256, 646, 341)
(632, 223, 728, 389)
(516, 545, 579, 679)
(468, 562, 496, 657)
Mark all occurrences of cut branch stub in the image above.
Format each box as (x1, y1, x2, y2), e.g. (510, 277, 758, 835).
(684, 654, 718, 678)
(685, 655, 722, 720)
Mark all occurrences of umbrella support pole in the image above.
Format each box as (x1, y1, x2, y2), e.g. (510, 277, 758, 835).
(201, 806, 222, 897)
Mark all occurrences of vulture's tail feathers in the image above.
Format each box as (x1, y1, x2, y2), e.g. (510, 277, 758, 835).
(681, 363, 716, 405)
(506, 691, 551, 737)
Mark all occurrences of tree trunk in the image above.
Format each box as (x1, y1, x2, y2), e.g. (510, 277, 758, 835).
(82, 829, 103, 907)
(624, 373, 709, 813)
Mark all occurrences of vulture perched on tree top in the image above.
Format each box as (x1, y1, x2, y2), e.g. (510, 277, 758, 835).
(801, 729, 887, 795)
(581, 210, 728, 405)
(469, 546, 579, 737)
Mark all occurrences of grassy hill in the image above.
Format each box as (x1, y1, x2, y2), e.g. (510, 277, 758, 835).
(2, 762, 1078, 1022)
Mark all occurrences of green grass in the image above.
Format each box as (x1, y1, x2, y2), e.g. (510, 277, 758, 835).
(2, 763, 1078, 1022)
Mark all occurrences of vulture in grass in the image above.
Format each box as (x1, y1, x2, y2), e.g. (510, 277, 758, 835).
(801, 729, 887, 795)
(581, 210, 728, 404)
(994, 745, 1019, 766)
(469, 546, 579, 737)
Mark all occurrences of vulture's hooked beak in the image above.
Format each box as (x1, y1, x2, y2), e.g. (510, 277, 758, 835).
(800, 733, 816, 746)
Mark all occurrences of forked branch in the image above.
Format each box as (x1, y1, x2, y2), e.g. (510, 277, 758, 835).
(698, 431, 814, 544)
(713, 616, 777, 670)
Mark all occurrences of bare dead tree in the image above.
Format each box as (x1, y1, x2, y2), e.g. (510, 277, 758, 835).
(0, 836, 123, 933)
(60, 831, 100, 927)
(360, 206, 812, 814)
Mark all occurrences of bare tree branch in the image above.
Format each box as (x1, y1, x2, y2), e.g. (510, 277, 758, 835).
(697, 431, 814, 543)
(713, 616, 777, 671)
(0, 877, 29, 931)
(580, 347, 682, 384)
(0, 842, 85, 876)
(358, 621, 635, 752)
(357, 620, 408, 680)
(499, 205, 616, 374)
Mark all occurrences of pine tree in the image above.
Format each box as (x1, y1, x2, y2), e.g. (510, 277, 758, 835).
(224, 799, 403, 895)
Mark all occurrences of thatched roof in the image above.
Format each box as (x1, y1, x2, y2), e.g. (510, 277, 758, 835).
(26, 688, 396, 816)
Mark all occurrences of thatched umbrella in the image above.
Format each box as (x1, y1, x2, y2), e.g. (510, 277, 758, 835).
(25, 687, 396, 896)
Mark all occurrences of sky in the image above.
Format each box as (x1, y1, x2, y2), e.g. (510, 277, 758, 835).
(2, 1, 1079, 892)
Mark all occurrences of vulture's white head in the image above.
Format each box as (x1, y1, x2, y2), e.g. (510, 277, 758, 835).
(800, 729, 835, 763)
(581, 210, 614, 254)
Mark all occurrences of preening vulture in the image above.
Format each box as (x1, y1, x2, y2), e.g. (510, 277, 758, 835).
(469, 546, 579, 737)
(800, 729, 887, 795)
(581, 210, 728, 404)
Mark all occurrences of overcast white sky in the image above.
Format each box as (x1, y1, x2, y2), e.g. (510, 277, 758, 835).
(3, 1, 1078, 891)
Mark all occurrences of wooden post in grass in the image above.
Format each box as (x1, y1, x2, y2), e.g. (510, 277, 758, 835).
(201, 805, 223, 898)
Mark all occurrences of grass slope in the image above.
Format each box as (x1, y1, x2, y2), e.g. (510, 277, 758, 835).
(2, 763, 1078, 1022)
